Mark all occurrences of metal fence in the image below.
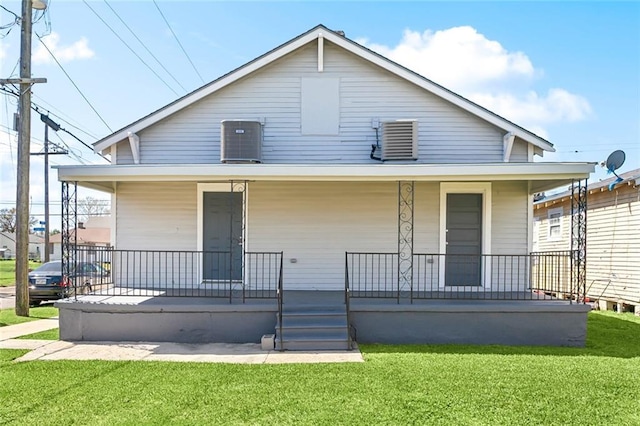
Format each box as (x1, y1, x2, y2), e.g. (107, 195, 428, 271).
(71, 245, 282, 302)
(346, 251, 576, 302)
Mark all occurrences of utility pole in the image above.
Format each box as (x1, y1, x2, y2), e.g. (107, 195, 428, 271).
(32, 114, 66, 263)
(0, 0, 47, 317)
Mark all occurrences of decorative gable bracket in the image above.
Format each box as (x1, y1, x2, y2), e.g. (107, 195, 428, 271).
(503, 132, 515, 162)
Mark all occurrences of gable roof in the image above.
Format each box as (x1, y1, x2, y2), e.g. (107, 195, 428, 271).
(93, 24, 555, 154)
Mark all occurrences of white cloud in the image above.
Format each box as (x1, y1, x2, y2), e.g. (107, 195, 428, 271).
(33, 32, 94, 65)
(359, 26, 591, 135)
(469, 89, 592, 129)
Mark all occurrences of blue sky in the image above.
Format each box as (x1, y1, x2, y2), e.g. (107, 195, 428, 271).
(1, 1, 639, 224)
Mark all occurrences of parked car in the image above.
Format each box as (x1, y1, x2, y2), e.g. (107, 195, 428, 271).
(28, 260, 110, 305)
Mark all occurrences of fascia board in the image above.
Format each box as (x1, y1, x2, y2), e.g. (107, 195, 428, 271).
(55, 163, 594, 183)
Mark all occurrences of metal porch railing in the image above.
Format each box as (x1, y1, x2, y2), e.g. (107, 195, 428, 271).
(345, 251, 577, 303)
(69, 245, 282, 303)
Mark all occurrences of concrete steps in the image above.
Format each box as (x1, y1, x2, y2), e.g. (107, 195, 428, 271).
(275, 303, 352, 351)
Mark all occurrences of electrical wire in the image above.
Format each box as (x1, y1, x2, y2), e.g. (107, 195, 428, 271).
(35, 32, 113, 133)
(0, 4, 19, 19)
(82, 0, 180, 97)
(0, 4, 20, 38)
(103, 0, 188, 93)
(1, 88, 109, 163)
(152, 0, 205, 84)
(31, 93, 99, 139)
(1, 86, 101, 140)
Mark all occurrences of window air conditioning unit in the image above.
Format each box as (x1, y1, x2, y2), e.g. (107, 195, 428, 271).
(220, 120, 262, 163)
(381, 120, 418, 161)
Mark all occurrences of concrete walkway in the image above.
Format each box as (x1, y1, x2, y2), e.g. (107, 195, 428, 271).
(0, 318, 363, 364)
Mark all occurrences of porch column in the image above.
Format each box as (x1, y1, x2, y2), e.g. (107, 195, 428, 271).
(61, 181, 77, 299)
(398, 181, 414, 303)
(230, 180, 247, 301)
(570, 178, 587, 303)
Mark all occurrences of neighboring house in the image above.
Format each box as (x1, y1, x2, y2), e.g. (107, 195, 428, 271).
(49, 228, 111, 261)
(55, 25, 594, 348)
(534, 169, 640, 314)
(0, 232, 45, 261)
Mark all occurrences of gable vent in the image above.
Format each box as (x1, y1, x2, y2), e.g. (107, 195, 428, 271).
(381, 120, 418, 161)
(221, 120, 262, 163)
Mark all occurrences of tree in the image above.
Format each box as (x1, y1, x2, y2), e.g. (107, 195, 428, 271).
(77, 197, 110, 223)
(0, 208, 37, 233)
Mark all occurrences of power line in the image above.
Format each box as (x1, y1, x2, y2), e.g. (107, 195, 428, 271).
(0, 87, 109, 163)
(31, 93, 99, 139)
(83, 0, 180, 97)
(103, 0, 188, 93)
(152, 0, 205, 85)
(35, 32, 114, 133)
(1, 84, 100, 141)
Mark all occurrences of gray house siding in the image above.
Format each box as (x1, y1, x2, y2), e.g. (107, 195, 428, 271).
(114, 41, 508, 166)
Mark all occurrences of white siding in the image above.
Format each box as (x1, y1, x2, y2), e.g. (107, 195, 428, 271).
(492, 181, 529, 255)
(534, 185, 640, 304)
(585, 187, 640, 303)
(116, 182, 197, 250)
(111, 180, 531, 290)
(247, 181, 398, 290)
(118, 42, 509, 166)
(509, 140, 529, 162)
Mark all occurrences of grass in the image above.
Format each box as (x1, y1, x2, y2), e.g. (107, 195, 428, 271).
(0, 306, 58, 327)
(0, 311, 638, 425)
(16, 328, 59, 340)
(0, 260, 42, 286)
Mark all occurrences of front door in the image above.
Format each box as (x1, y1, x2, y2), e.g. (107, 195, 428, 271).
(203, 192, 243, 281)
(445, 193, 482, 286)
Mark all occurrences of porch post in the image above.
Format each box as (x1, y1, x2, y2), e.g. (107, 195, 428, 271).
(230, 180, 247, 303)
(570, 178, 587, 303)
(61, 181, 77, 300)
(398, 181, 414, 303)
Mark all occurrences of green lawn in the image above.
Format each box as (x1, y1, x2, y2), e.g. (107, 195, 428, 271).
(0, 306, 58, 327)
(0, 260, 42, 286)
(16, 328, 59, 340)
(0, 311, 639, 425)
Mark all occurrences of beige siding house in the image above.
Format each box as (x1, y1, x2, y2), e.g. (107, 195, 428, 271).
(534, 170, 640, 314)
(55, 25, 595, 348)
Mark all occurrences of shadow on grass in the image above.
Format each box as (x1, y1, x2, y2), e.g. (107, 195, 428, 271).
(361, 311, 640, 359)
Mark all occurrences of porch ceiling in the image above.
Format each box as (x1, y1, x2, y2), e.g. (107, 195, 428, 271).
(54, 162, 594, 194)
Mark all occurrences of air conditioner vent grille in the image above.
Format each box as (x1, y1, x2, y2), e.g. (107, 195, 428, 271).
(381, 120, 418, 160)
(221, 120, 262, 163)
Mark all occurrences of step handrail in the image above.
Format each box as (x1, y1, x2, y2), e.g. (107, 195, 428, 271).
(277, 252, 284, 351)
(345, 252, 353, 350)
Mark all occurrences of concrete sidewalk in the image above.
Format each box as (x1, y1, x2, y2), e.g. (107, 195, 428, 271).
(1, 317, 59, 340)
(0, 318, 363, 364)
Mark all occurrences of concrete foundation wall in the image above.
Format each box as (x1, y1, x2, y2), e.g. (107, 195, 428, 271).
(57, 298, 590, 347)
(351, 303, 590, 346)
(59, 302, 277, 344)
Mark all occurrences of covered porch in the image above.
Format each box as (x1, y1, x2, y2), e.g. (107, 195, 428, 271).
(55, 162, 592, 347)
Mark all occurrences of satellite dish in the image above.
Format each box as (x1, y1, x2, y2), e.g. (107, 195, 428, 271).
(604, 150, 626, 191)
(605, 150, 625, 173)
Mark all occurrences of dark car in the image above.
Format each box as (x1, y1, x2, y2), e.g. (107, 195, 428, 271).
(28, 260, 110, 305)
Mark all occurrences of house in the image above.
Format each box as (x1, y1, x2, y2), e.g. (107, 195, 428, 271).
(534, 169, 639, 315)
(54, 25, 594, 348)
(0, 232, 44, 261)
(48, 216, 111, 261)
